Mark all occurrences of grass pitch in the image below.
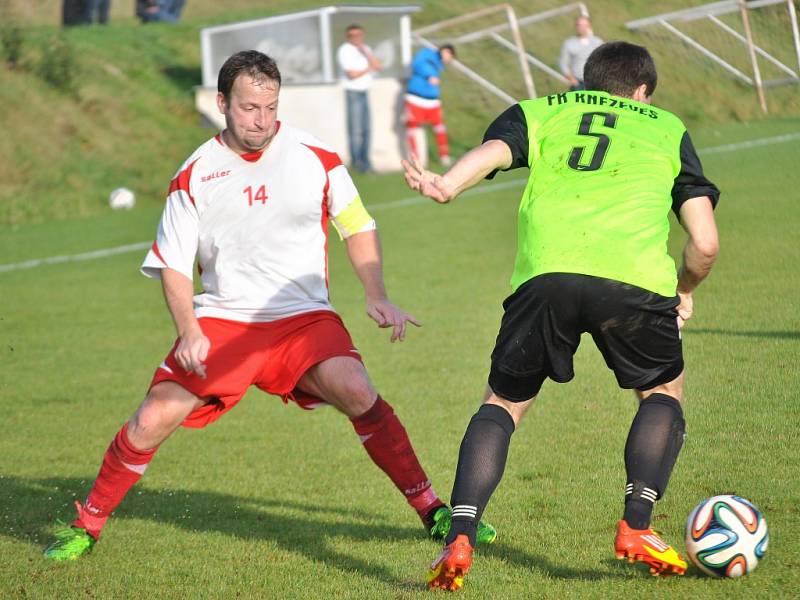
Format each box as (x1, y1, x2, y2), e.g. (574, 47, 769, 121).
(1, 118, 799, 598)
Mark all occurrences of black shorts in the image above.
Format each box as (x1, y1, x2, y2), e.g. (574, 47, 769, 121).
(488, 273, 683, 401)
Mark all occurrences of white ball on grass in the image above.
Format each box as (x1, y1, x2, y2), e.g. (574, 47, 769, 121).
(109, 187, 136, 210)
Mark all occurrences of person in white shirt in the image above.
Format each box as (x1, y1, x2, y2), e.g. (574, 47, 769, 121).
(337, 24, 382, 173)
(559, 15, 603, 91)
(43, 50, 481, 562)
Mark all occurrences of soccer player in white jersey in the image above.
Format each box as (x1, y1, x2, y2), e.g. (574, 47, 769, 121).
(44, 50, 495, 561)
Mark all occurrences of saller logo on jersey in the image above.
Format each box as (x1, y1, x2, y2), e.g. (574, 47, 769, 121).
(201, 170, 231, 183)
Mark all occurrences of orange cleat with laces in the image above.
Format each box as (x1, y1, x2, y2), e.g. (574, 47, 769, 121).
(615, 519, 688, 576)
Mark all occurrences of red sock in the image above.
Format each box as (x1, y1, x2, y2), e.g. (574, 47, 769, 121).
(406, 125, 421, 161)
(433, 124, 450, 160)
(351, 397, 443, 518)
(73, 422, 158, 538)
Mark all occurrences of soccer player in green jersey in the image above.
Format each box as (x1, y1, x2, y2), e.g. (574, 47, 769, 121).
(403, 41, 720, 590)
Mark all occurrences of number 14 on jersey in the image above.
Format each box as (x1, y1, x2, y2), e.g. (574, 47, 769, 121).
(243, 185, 268, 206)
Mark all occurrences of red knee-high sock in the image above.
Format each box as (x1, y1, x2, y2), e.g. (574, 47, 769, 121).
(73, 422, 158, 539)
(350, 397, 443, 518)
(433, 123, 450, 160)
(406, 125, 422, 161)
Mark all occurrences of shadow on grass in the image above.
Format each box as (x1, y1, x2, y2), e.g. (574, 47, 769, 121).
(483, 542, 627, 581)
(602, 558, 707, 579)
(3, 475, 625, 584)
(686, 327, 800, 340)
(2, 475, 415, 586)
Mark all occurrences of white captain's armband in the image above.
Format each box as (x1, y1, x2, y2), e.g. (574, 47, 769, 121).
(331, 196, 376, 239)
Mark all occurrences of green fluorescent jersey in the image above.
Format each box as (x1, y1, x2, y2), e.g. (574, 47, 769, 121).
(483, 90, 719, 297)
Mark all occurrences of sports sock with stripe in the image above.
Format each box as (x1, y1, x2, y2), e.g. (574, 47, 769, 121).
(623, 393, 685, 530)
(74, 422, 158, 538)
(350, 396, 443, 519)
(447, 403, 515, 546)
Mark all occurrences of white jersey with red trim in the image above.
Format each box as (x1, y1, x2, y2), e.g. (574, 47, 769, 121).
(141, 122, 372, 322)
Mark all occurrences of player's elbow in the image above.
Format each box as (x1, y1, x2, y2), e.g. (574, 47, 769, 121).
(693, 236, 719, 263)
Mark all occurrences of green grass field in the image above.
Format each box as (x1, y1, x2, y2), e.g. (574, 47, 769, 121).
(1, 114, 798, 598)
(1, 0, 799, 596)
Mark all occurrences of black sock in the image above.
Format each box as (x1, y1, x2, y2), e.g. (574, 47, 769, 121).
(447, 403, 516, 545)
(623, 393, 685, 530)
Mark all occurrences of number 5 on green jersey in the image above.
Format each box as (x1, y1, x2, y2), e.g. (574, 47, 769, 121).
(568, 112, 618, 172)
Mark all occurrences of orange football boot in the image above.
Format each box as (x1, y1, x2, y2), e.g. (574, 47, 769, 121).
(615, 520, 688, 576)
(427, 534, 473, 591)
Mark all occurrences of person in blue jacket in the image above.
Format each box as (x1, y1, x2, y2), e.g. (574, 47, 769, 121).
(405, 44, 455, 166)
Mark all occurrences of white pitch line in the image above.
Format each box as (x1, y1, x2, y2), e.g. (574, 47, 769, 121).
(0, 241, 151, 273)
(698, 131, 800, 155)
(1, 130, 798, 274)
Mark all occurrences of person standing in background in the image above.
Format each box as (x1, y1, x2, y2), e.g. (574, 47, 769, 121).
(82, 0, 111, 24)
(337, 24, 382, 173)
(137, 0, 186, 23)
(63, 0, 109, 25)
(405, 44, 455, 167)
(559, 15, 602, 91)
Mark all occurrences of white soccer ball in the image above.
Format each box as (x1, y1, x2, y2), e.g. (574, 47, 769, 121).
(109, 187, 136, 210)
(685, 495, 768, 577)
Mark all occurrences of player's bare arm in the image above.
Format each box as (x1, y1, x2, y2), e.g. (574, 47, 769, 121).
(161, 268, 210, 378)
(345, 230, 421, 342)
(676, 195, 720, 327)
(402, 139, 512, 203)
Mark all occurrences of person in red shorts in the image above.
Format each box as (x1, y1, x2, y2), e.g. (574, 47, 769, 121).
(405, 44, 455, 167)
(43, 50, 494, 561)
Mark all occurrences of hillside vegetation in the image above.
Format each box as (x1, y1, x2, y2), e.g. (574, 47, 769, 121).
(1, 0, 798, 225)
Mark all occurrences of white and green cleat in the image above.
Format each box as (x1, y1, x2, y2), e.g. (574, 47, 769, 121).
(427, 506, 497, 545)
(43, 525, 96, 561)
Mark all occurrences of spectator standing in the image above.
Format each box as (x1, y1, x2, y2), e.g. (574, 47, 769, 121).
(137, 0, 185, 23)
(63, 0, 107, 26)
(559, 15, 602, 90)
(83, 0, 111, 24)
(405, 44, 455, 167)
(337, 24, 381, 173)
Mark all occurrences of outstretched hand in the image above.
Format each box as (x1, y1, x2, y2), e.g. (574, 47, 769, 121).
(402, 157, 454, 203)
(366, 297, 421, 342)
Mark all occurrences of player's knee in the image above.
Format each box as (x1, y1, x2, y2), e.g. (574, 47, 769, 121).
(331, 374, 376, 415)
(345, 376, 377, 407)
(131, 383, 196, 442)
(484, 391, 534, 427)
(637, 376, 684, 404)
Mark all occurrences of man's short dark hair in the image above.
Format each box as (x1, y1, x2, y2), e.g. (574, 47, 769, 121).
(439, 44, 456, 57)
(218, 50, 281, 101)
(583, 41, 657, 98)
(346, 23, 363, 33)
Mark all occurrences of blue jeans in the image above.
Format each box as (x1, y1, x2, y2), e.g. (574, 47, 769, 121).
(79, 0, 111, 24)
(140, 0, 185, 22)
(345, 90, 372, 172)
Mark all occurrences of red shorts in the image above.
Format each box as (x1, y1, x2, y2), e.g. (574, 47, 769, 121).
(404, 100, 444, 128)
(149, 310, 362, 428)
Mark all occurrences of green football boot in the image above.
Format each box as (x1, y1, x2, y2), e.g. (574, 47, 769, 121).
(43, 524, 96, 561)
(427, 505, 497, 545)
